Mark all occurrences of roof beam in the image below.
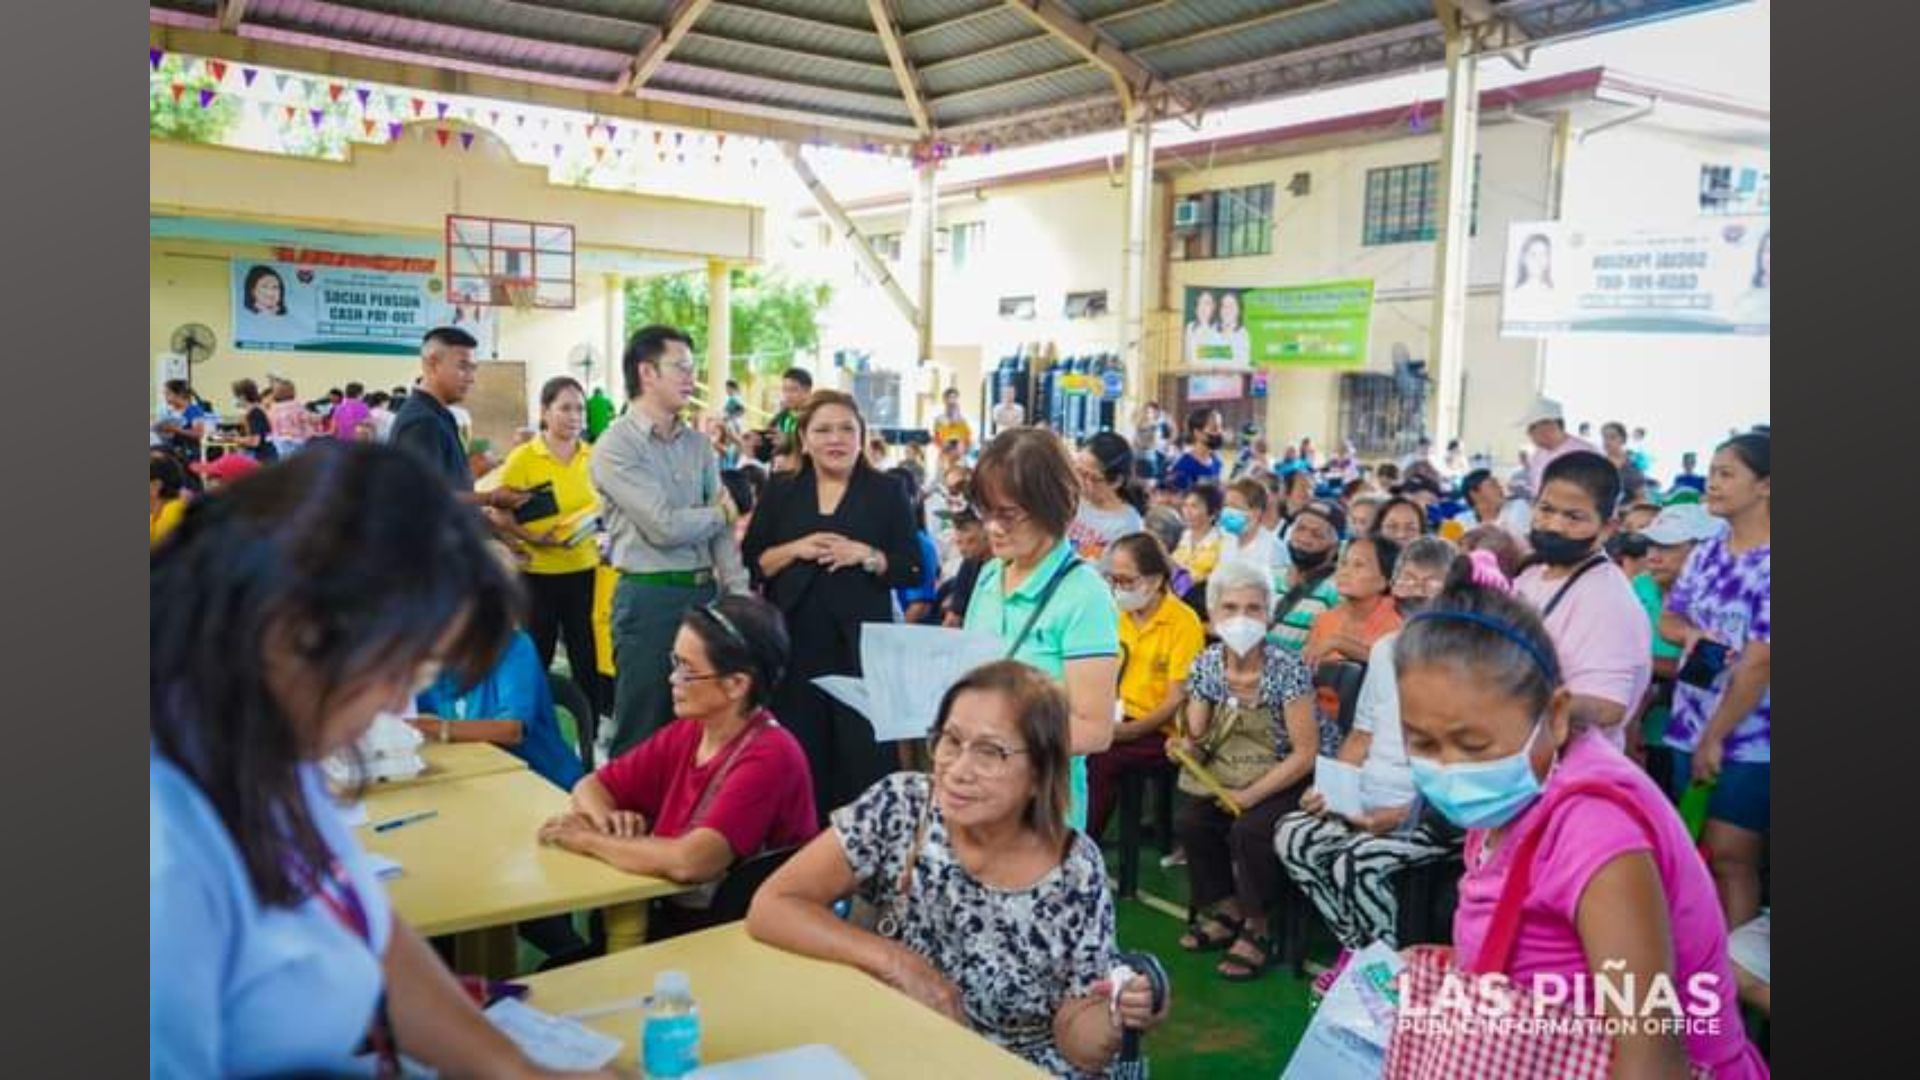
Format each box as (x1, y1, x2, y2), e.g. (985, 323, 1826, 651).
(1448, 0, 1536, 68)
(903, 4, 1009, 42)
(1136, 0, 1342, 58)
(867, 0, 932, 135)
(781, 142, 922, 332)
(927, 61, 1087, 108)
(680, 30, 896, 78)
(1000, 0, 1188, 116)
(216, 0, 249, 34)
(617, 0, 715, 96)
(708, 1, 876, 36)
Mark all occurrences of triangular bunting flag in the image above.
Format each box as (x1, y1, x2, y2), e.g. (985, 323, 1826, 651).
(716, 133, 726, 149)
(388, 122, 405, 140)
(490, 110, 500, 126)
(363, 119, 377, 137)
(463, 107, 476, 121)
(436, 101, 449, 119)
(242, 67, 258, 87)
(460, 132, 475, 150)
(302, 78, 320, 97)
(275, 74, 291, 93)
(311, 109, 325, 129)
(199, 89, 216, 108)
(516, 114, 527, 127)
(435, 129, 451, 147)
(673, 132, 683, 147)
(563, 122, 574, 136)
(554, 144, 564, 159)
(150, 48, 164, 71)
(329, 83, 344, 103)
(593, 146, 605, 162)
(170, 82, 186, 103)
(607, 123, 618, 140)
(356, 87, 372, 109)
(257, 101, 274, 120)
(412, 98, 426, 117)
(284, 105, 297, 122)
(386, 94, 402, 113)
(654, 131, 663, 146)
(209, 61, 228, 83)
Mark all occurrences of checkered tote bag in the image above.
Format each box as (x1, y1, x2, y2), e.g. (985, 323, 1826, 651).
(1383, 781, 1715, 1080)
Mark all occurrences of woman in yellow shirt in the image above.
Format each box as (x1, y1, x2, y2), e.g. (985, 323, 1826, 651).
(496, 377, 603, 749)
(1172, 482, 1227, 604)
(1086, 532, 1207, 841)
(150, 455, 189, 547)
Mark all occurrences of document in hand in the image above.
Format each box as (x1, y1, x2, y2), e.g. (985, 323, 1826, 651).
(813, 624, 1008, 743)
(1313, 757, 1368, 820)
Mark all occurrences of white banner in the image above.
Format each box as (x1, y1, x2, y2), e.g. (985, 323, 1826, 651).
(1499, 218, 1769, 337)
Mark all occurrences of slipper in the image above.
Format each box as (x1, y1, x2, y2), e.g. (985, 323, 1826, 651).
(1179, 912, 1242, 953)
(1217, 932, 1276, 981)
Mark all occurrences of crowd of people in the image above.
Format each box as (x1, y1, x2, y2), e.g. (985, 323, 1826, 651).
(151, 321, 1769, 1077)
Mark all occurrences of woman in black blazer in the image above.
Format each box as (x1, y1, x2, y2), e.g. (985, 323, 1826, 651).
(742, 390, 923, 821)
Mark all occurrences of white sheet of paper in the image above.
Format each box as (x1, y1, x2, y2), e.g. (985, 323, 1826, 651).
(1315, 757, 1367, 820)
(337, 801, 369, 828)
(484, 997, 623, 1072)
(366, 853, 404, 880)
(690, 1044, 865, 1079)
(813, 624, 1006, 743)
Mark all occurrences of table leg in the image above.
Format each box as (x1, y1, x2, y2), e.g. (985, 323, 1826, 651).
(603, 902, 651, 953)
(451, 925, 520, 980)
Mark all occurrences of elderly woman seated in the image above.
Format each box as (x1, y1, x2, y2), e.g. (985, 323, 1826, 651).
(538, 596, 819, 942)
(747, 661, 1168, 1078)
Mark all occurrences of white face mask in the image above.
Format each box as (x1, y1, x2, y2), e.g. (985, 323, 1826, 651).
(1113, 586, 1155, 613)
(1214, 616, 1267, 658)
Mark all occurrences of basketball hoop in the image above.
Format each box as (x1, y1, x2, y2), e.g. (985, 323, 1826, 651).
(497, 276, 538, 314)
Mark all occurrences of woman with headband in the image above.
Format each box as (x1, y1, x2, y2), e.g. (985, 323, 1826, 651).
(540, 596, 818, 942)
(1383, 564, 1766, 1077)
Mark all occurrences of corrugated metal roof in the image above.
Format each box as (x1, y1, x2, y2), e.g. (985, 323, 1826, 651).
(702, 2, 891, 62)
(675, 32, 899, 95)
(151, 0, 1746, 150)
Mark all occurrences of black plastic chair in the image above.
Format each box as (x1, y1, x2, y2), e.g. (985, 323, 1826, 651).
(1114, 764, 1177, 899)
(548, 672, 597, 771)
(646, 845, 801, 942)
(1278, 660, 1373, 972)
(1395, 854, 1464, 947)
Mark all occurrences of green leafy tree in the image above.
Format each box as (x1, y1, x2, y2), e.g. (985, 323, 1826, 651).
(149, 56, 240, 143)
(624, 268, 831, 381)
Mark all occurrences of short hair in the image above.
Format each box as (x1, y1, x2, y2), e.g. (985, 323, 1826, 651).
(150, 454, 186, 499)
(345, 382, 365, 398)
(539, 375, 585, 411)
(1108, 532, 1177, 590)
(1460, 468, 1498, 503)
(1602, 421, 1629, 443)
(969, 428, 1080, 538)
(364, 391, 390, 408)
(1718, 432, 1770, 480)
(1376, 496, 1431, 537)
(1142, 506, 1185, 551)
(933, 660, 1072, 847)
(1185, 481, 1225, 520)
(422, 326, 479, 350)
(1207, 557, 1274, 615)
(622, 324, 695, 399)
(164, 379, 192, 399)
(1400, 536, 1458, 578)
(231, 379, 262, 404)
(682, 596, 790, 710)
(726, 379, 741, 392)
(1348, 534, 1402, 588)
(1228, 477, 1270, 516)
(782, 367, 814, 390)
(1184, 408, 1218, 439)
(1539, 450, 1622, 519)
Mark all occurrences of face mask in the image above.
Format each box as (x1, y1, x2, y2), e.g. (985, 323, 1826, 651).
(1114, 585, 1155, 613)
(1528, 528, 1597, 566)
(1205, 433, 1226, 451)
(1288, 543, 1331, 572)
(1409, 718, 1548, 830)
(1215, 616, 1267, 658)
(1220, 508, 1250, 536)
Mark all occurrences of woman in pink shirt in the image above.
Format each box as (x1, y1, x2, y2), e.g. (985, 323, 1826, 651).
(1393, 578, 1766, 1077)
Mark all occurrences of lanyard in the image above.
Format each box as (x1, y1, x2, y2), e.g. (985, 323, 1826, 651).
(306, 859, 399, 1077)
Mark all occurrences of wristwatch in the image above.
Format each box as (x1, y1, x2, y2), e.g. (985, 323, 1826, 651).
(862, 549, 883, 575)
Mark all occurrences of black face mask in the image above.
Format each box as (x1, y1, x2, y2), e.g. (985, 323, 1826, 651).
(1529, 528, 1599, 566)
(1205, 433, 1226, 451)
(1288, 543, 1332, 572)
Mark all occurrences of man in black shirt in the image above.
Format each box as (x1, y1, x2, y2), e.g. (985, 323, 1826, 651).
(391, 326, 527, 513)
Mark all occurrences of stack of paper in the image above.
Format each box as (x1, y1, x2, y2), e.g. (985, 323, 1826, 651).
(324, 711, 426, 786)
(484, 998, 623, 1071)
(691, 1044, 865, 1079)
(814, 624, 1007, 743)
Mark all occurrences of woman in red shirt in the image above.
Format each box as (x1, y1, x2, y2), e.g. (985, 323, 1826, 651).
(538, 596, 819, 939)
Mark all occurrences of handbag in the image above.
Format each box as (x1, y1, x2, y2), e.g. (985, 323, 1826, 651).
(1176, 698, 1279, 798)
(662, 716, 769, 911)
(1383, 780, 1718, 1079)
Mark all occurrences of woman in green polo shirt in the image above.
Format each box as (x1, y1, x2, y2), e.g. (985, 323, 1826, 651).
(964, 428, 1121, 832)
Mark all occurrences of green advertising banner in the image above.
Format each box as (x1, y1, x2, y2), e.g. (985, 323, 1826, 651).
(1181, 279, 1374, 369)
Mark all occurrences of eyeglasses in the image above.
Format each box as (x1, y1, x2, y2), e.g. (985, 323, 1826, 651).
(930, 729, 1029, 779)
(970, 503, 1030, 530)
(668, 655, 726, 684)
(1392, 572, 1448, 593)
(1106, 573, 1146, 591)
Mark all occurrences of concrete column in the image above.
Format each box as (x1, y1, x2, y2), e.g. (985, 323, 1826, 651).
(1120, 105, 1153, 421)
(912, 156, 938, 366)
(1426, 30, 1479, 445)
(706, 259, 731, 412)
(603, 272, 624, 396)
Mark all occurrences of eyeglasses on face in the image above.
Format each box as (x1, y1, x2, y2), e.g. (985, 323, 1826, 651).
(668, 654, 726, 683)
(969, 502, 1030, 530)
(930, 729, 1029, 778)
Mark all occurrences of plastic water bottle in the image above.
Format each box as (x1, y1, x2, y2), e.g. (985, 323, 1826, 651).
(641, 970, 700, 1078)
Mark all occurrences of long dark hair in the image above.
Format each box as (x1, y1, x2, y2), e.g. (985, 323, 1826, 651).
(151, 443, 519, 906)
(683, 596, 790, 711)
(1083, 430, 1146, 514)
(795, 390, 876, 478)
(243, 265, 286, 314)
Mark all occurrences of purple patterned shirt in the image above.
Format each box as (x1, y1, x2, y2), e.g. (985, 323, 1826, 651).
(1663, 534, 1770, 762)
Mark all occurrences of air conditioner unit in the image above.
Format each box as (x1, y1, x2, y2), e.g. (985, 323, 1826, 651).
(1173, 199, 1204, 229)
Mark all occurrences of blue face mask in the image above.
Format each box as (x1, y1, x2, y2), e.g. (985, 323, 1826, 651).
(1409, 718, 1548, 830)
(1220, 507, 1251, 536)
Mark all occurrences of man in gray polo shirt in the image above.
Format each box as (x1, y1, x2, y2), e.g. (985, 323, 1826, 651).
(592, 324, 748, 755)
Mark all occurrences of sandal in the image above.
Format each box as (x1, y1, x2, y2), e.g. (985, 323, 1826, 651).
(1179, 912, 1242, 953)
(1217, 932, 1276, 981)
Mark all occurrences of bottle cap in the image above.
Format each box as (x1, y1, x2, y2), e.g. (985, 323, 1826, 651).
(654, 970, 691, 997)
